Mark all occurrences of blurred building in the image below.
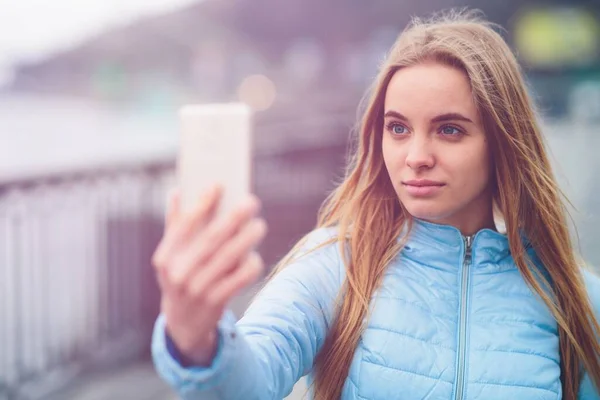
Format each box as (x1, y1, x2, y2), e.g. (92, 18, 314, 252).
(8, 0, 598, 121)
(5, 0, 599, 129)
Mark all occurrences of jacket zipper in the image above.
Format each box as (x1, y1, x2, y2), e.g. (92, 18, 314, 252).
(455, 235, 473, 400)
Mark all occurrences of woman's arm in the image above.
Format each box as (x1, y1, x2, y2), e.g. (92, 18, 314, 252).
(152, 228, 344, 400)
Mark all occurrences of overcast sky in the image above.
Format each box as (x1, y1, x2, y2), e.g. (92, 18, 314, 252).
(0, 0, 199, 83)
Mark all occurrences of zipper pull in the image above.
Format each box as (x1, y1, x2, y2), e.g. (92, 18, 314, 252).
(464, 236, 473, 262)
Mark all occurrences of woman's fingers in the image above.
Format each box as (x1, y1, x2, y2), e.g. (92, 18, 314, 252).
(152, 185, 222, 273)
(187, 218, 267, 296)
(177, 195, 261, 279)
(157, 192, 264, 297)
(200, 252, 265, 309)
(155, 190, 181, 291)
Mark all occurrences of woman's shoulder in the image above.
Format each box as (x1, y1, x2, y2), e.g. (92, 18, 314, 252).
(301, 226, 340, 249)
(276, 226, 346, 286)
(249, 226, 346, 322)
(288, 226, 344, 263)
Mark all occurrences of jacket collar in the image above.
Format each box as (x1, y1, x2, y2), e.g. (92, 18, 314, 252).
(401, 218, 514, 269)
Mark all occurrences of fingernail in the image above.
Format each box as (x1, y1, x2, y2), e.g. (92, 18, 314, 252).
(254, 218, 267, 235)
(248, 194, 261, 209)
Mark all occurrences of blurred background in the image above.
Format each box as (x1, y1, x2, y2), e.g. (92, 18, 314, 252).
(0, 0, 599, 399)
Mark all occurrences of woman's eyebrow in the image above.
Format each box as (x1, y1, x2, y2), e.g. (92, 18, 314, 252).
(431, 113, 473, 124)
(383, 110, 474, 124)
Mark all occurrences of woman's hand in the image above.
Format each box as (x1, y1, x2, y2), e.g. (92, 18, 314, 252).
(152, 185, 267, 365)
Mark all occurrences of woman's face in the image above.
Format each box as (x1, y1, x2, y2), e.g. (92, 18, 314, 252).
(382, 62, 494, 235)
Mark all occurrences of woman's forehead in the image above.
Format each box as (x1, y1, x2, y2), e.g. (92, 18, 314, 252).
(384, 64, 478, 121)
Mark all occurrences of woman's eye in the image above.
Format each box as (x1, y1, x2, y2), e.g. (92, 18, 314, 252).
(440, 126, 462, 136)
(389, 123, 407, 135)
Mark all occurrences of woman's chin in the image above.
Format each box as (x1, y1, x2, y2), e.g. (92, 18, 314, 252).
(404, 205, 449, 222)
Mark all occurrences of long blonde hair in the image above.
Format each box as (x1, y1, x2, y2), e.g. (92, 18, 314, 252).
(269, 9, 600, 399)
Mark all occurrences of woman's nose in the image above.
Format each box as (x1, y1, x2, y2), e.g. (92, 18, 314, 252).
(405, 136, 435, 170)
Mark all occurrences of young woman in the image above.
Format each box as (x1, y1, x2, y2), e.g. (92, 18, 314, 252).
(151, 10, 600, 400)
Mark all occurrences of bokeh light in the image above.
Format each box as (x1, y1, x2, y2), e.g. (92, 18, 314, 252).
(236, 74, 277, 111)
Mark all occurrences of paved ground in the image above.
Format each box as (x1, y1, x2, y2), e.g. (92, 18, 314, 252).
(44, 358, 308, 400)
(44, 360, 178, 400)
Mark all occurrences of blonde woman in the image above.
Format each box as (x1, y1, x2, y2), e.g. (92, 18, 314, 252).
(151, 10, 600, 400)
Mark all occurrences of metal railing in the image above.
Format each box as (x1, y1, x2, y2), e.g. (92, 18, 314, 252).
(0, 166, 175, 400)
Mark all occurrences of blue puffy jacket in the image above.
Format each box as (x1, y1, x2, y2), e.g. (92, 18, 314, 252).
(152, 219, 600, 399)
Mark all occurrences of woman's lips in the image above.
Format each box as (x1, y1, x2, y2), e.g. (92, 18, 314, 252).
(402, 180, 445, 197)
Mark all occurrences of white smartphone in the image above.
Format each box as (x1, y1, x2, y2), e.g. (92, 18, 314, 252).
(177, 103, 253, 216)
